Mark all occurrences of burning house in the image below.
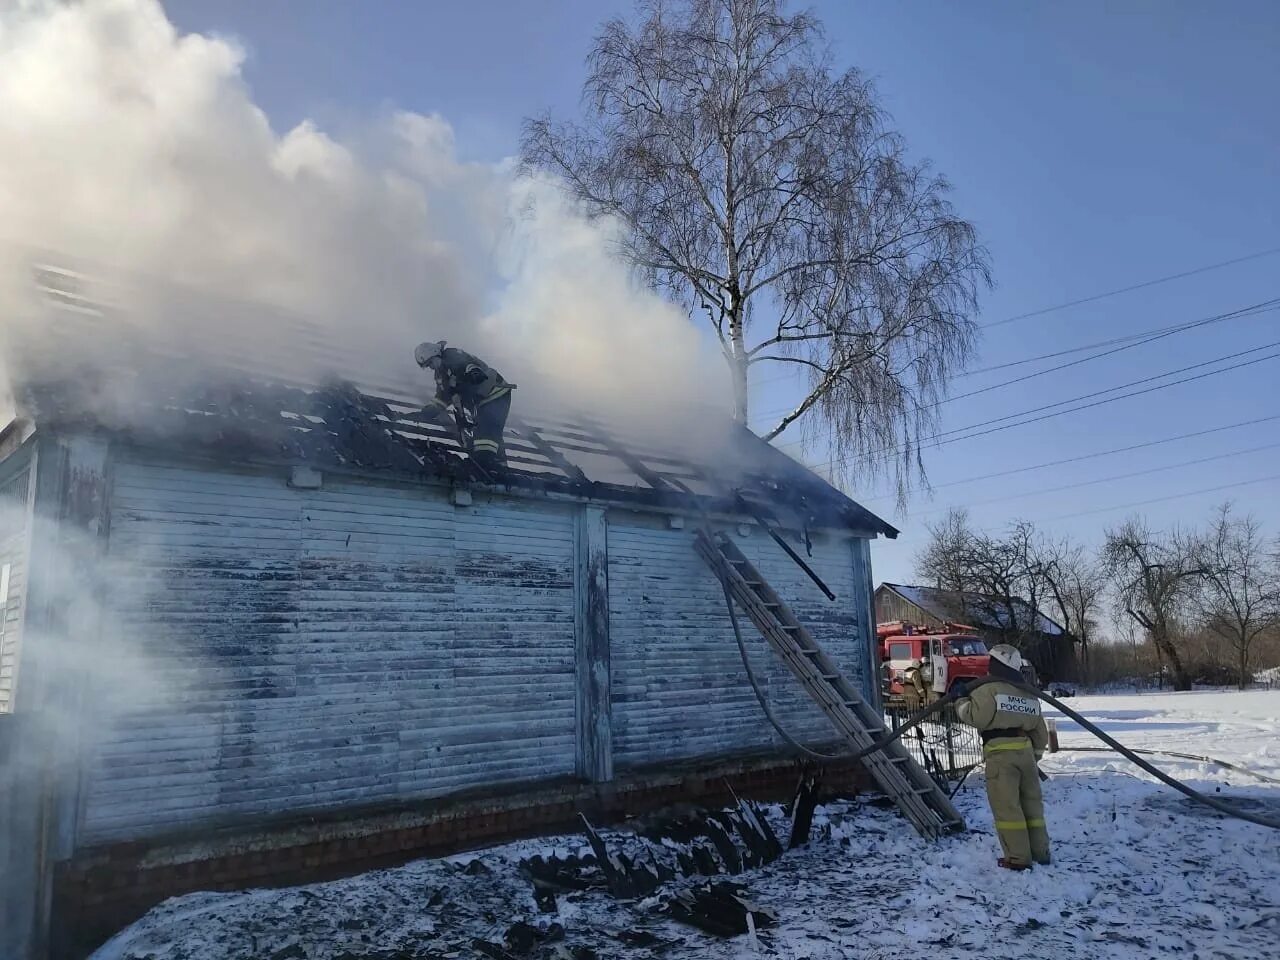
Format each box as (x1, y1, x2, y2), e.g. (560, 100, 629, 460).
(0, 268, 901, 956)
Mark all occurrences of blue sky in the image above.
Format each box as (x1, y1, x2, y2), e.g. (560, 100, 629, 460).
(165, 1, 1279, 605)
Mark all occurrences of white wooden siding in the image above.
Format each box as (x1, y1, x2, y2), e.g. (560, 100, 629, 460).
(608, 513, 864, 768)
(0, 468, 31, 714)
(81, 460, 576, 842)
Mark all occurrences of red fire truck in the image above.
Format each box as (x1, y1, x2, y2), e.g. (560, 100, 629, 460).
(877, 621, 991, 706)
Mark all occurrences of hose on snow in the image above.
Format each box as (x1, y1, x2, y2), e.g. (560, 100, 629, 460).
(1056, 746, 1280, 786)
(703, 513, 1280, 829)
(857, 682, 1280, 831)
(1036, 687, 1280, 830)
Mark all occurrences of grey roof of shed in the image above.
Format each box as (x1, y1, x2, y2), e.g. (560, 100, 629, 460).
(878, 582, 1066, 636)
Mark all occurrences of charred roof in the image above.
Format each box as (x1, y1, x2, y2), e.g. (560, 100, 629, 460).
(19, 371, 897, 538)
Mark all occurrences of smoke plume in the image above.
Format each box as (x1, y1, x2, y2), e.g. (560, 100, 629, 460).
(0, 0, 723, 428)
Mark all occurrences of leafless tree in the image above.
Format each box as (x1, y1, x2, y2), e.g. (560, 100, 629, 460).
(918, 510, 1101, 680)
(1103, 517, 1204, 691)
(918, 510, 1046, 642)
(1194, 502, 1280, 690)
(1039, 537, 1106, 668)
(522, 0, 989, 500)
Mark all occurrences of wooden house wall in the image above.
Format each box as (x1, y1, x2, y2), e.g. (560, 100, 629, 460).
(0, 448, 33, 713)
(80, 458, 577, 842)
(71, 452, 878, 844)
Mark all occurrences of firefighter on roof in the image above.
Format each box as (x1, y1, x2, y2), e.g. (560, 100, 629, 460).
(414, 340, 514, 470)
(953, 644, 1052, 870)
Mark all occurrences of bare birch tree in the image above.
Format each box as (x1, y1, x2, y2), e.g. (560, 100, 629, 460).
(522, 0, 989, 498)
(1195, 503, 1280, 690)
(1103, 518, 1204, 691)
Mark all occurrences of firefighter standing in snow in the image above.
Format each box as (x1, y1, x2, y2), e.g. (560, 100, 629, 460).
(954, 644, 1051, 870)
(415, 341, 514, 470)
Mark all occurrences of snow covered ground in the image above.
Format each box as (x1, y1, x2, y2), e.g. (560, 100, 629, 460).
(94, 690, 1280, 960)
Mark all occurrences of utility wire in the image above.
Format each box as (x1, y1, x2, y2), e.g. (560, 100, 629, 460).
(758, 297, 1279, 432)
(885, 342, 1280, 450)
(861, 413, 1280, 499)
(805, 341, 1280, 470)
(905, 440, 1280, 517)
(934, 301, 1279, 409)
(1041, 472, 1280, 522)
(748, 246, 1280, 393)
(981, 245, 1280, 329)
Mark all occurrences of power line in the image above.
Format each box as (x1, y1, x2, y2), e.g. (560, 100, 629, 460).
(747, 245, 1280, 393)
(803, 341, 1280, 470)
(755, 297, 1279, 430)
(1040, 472, 1280, 523)
(981, 245, 1280, 329)
(906, 440, 1280, 517)
(900, 340, 1280, 450)
(861, 413, 1280, 499)
(932, 301, 1279, 409)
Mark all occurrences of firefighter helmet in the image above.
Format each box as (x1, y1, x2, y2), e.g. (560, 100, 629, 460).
(989, 644, 1024, 672)
(415, 340, 447, 368)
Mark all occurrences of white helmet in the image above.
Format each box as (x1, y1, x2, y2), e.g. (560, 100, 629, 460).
(415, 340, 446, 367)
(989, 644, 1024, 672)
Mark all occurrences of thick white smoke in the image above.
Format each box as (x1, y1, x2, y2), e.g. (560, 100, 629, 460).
(0, 0, 723, 427)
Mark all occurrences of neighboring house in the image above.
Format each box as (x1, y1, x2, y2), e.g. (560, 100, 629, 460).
(0, 261, 898, 955)
(875, 582, 1076, 683)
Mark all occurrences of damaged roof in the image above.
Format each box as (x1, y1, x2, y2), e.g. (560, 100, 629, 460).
(19, 372, 898, 538)
(8, 253, 896, 537)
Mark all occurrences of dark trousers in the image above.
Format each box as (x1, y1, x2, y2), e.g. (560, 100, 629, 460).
(469, 391, 510, 468)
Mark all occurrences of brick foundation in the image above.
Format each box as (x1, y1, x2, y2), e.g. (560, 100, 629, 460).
(55, 751, 867, 958)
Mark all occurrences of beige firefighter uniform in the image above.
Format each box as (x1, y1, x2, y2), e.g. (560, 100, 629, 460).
(956, 680, 1051, 867)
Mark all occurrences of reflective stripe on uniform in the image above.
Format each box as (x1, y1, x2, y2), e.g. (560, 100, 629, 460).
(994, 820, 1028, 830)
(423, 398, 448, 411)
(984, 740, 1033, 754)
(471, 439, 500, 453)
(476, 384, 512, 406)
(1026, 818, 1046, 828)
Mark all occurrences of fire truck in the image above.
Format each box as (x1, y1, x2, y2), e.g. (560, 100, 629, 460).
(877, 621, 991, 707)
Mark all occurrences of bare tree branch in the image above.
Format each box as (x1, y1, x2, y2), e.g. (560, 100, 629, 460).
(1194, 502, 1280, 689)
(1103, 517, 1207, 691)
(521, 0, 989, 501)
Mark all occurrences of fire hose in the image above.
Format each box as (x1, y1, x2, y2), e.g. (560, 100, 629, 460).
(855, 682, 1280, 831)
(708, 516, 1280, 830)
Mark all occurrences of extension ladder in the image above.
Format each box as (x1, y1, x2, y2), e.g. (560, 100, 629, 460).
(694, 528, 965, 839)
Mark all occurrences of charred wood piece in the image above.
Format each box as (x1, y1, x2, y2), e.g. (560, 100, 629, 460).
(579, 815, 663, 899)
(789, 775, 821, 850)
(666, 882, 778, 938)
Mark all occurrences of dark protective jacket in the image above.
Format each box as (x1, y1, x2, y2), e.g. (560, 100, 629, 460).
(423, 347, 514, 418)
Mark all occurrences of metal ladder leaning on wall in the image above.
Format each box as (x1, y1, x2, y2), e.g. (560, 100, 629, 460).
(694, 528, 965, 839)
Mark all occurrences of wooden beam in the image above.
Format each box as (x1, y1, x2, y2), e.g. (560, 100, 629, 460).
(18, 433, 113, 959)
(510, 417, 588, 484)
(575, 506, 612, 782)
(578, 420, 673, 491)
(851, 538, 882, 713)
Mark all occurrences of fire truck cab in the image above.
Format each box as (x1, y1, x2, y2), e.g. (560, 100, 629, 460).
(878, 621, 991, 704)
